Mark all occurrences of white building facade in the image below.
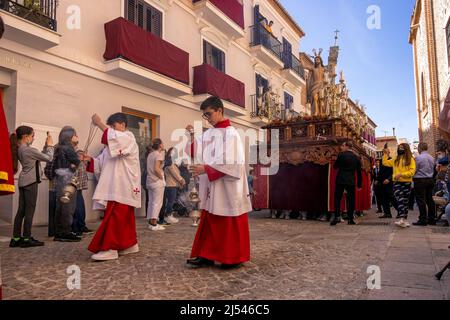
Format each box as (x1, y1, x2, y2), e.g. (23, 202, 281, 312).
(0, 0, 307, 224)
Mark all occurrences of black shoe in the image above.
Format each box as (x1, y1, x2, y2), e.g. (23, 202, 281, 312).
(220, 263, 243, 270)
(54, 233, 82, 242)
(443, 221, 449, 227)
(412, 221, 427, 226)
(20, 237, 44, 248)
(81, 227, 94, 235)
(348, 220, 356, 225)
(330, 219, 340, 226)
(75, 231, 83, 237)
(428, 220, 436, 226)
(9, 238, 24, 248)
(186, 257, 214, 268)
(379, 214, 392, 219)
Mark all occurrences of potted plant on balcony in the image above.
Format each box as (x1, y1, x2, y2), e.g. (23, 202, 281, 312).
(14, 0, 56, 28)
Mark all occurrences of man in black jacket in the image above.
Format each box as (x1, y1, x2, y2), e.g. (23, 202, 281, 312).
(331, 141, 362, 226)
(377, 156, 398, 218)
(372, 159, 383, 213)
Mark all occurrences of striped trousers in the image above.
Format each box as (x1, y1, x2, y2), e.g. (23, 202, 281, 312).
(393, 182, 412, 219)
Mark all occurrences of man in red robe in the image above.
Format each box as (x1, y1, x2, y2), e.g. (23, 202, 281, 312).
(186, 96, 252, 269)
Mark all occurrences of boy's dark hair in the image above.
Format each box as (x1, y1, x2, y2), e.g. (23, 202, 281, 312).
(418, 142, 428, 152)
(200, 96, 224, 113)
(151, 138, 163, 151)
(107, 113, 128, 127)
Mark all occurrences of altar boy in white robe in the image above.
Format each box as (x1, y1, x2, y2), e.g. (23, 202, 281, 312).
(86, 113, 141, 261)
(186, 96, 252, 269)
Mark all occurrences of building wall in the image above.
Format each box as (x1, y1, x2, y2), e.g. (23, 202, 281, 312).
(0, 0, 307, 224)
(433, 0, 450, 109)
(411, 0, 438, 154)
(376, 137, 398, 159)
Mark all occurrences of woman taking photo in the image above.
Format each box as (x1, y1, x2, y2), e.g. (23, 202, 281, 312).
(9, 126, 54, 248)
(382, 143, 416, 228)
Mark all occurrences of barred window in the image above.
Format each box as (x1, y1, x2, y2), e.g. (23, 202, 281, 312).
(125, 0, 162, 37)
(203, 40, 225, 73)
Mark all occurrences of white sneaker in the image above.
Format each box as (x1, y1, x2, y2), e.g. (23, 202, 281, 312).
(149, 224, 165, 231)
(395, 218, 410, 228)
(91, 250, 119, 261)
(166, 214, 179, 224)
(119, 243, 139, 256)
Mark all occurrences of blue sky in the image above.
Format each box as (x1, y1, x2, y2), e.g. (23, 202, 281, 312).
(280, 0, 418, 142)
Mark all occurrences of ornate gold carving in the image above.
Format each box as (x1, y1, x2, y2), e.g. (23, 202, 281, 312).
(280, 146, 340, 166)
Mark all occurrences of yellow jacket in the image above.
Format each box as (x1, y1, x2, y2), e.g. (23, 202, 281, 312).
(382, 155, 416, 183)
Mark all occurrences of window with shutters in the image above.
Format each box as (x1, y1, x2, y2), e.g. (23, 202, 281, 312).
(203, 40, 226, 73)
(284, 92, 294, 110)
(255, 74, 269, 95)
(125, 0, 163, 37)
(282, 38, 293, 69)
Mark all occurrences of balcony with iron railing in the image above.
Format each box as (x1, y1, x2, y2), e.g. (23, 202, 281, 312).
(192, 0, 245, 39)
(250, 24, 283, 68)
(250, 94, 300, 126)
(0, 0, 60, 49)
(0, 0, 57, 31)
(280, 51, 306, 87)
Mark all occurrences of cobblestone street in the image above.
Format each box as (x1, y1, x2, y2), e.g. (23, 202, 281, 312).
(0, 209, 449, 300)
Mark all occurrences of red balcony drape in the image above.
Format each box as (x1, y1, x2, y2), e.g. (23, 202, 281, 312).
(103, 18, 189, 85)
(193, 63, 245, 108)
(193, 0, 244, 29)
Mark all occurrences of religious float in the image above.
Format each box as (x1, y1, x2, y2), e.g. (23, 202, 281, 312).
(252, 42, 376, 218)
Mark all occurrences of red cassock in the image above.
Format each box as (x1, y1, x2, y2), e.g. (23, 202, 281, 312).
(0, 91, 14, 196)
(189, 119, 250, 265)
(88, 201, 138, 253)
(86, 130, 138, 253)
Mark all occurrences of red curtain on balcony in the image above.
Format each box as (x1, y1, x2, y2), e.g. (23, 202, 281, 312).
(104, 18, 189, 85)
(193, 63, 245, 108)
(193, 0, 244, 29)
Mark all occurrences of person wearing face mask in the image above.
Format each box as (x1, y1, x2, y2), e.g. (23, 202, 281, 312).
(52, 126, 82, 242)
(160, 147, 185, 225)
(412, 143, 436, 226)
(382, 143, 416, 228)
(435, 140, 448, 172)
(9, 126, 54, 248)
(146, 138, 166, 231)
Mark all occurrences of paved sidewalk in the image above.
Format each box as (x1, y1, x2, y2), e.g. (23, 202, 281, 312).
(0, 209, 449, 300)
